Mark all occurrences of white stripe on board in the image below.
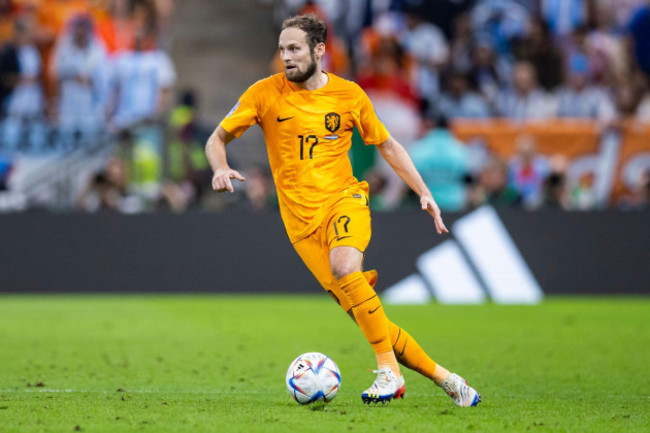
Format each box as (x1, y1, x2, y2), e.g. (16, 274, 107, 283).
(454, 206, 543, 304)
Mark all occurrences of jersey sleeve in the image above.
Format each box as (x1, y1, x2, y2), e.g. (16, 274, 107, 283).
(219, 80, 264, 138)
(353, 84, 390, 146)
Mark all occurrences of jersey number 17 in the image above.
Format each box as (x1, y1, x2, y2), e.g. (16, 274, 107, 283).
(299, 135, 319, 160)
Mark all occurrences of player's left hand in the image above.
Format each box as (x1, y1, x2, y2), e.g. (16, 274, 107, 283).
(421, 195, 449, 235)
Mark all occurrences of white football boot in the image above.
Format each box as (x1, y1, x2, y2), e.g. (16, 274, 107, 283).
(440, 373, 481, 407)
(361, 367, 406, 404)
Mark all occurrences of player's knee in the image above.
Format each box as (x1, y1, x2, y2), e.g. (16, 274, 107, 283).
(331, 261, 360, 280)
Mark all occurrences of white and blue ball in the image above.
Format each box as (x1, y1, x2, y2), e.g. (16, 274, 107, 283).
(285, 352, 341, 404)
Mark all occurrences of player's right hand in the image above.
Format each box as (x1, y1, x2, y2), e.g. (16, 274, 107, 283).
(421, 195, 449, 235)
(212, 169, 246, 193)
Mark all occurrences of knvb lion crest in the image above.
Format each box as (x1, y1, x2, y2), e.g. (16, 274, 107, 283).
(325, 112, 341, 133)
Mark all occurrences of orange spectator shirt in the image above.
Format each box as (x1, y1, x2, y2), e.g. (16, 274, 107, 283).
(220, 72, 389, 243)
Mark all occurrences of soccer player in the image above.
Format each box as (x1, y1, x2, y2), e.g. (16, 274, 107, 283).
(205, 14, 481, 406)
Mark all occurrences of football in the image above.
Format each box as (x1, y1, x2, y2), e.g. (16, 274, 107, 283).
(285, 352, 341, 404)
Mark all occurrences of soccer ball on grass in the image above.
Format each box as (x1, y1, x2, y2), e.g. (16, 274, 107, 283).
(285, 352, 341, 404)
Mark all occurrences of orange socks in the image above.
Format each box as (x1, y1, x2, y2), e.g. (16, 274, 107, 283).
(337, 271, 394, 356)
(388, 321, 437, 380)
(337, 270, 439, 380)
(360, 269, 438, 381)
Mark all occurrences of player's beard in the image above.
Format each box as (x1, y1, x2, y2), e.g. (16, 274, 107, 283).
(285, 51, 318, 83)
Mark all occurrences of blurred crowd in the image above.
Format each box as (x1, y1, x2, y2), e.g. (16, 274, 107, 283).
(0, 0, 648, 213)
(0, 0, 175, 134)
(0, 0, 188, 212)
(270, 0, 650, 123)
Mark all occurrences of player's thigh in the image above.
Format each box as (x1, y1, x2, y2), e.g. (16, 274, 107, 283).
(292, 229, 352, 312)
(325, 195, 372, 255)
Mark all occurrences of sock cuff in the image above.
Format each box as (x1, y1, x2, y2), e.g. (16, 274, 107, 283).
(337, 271, 365, 288)
(363, 270, 378, 288)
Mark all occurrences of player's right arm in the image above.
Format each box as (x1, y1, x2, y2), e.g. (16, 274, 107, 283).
(205, 125, 245, 193)
(206, 79, 266, 193)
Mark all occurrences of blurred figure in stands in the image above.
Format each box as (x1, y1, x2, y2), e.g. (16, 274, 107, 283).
(110, 29, 176, 207)
(1, 17, 45, 152)
(614, 79, 644, 117)
(436, 70, 490, 119)
(497, 61, 556, 120)
(448, 12, 475, 74)
(356, 34, 417, 106)
(162, 89, 212, 212)
(53, 15, 109, 150)
(402, 5, 449, 112)
(508, 134, 548, 209)
(109, 30, 175, 131)
(568, 173, 597, 210)
(541, 154, 570, 209)
(583, 7, 628, 87)
(242, 165, 277, 213)
(409, 115, 470, 212)
(555, 52, 617, 124)
(77, 156, 131, 212)
(469, 40, 508, 113)
(626, 1, 650, 83)
(28, 0, 94, 106)
(78, 172, 120, 212)
(468, 155, 522, 208)
(511, 16, 563, 91)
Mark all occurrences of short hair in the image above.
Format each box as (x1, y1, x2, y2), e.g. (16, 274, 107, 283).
(281, 14, 327, 51)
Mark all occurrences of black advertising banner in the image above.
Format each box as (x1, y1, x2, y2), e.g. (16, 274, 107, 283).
(0, 210, 648, 295)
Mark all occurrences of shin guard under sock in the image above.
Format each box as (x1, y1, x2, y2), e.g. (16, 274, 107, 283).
(388, 321, 438, 380)
(338, 271, 392, 355)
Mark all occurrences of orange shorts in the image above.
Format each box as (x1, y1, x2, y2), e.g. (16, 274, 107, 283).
(292, 182, 371, 313)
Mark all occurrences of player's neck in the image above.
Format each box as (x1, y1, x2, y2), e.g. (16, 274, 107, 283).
(294, 70, 329, 91)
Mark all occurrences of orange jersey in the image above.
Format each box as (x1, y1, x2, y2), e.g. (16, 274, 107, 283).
(220, 72, 389, 243)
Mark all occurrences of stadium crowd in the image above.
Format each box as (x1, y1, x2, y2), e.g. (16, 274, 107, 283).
(0, 0, 648, 213)
(0, 0, 181, 212)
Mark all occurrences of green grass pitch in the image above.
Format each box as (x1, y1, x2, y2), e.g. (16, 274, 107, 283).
(0, 295, 648, 432)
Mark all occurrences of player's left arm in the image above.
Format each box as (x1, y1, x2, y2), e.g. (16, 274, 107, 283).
(376, 136, 449, 234)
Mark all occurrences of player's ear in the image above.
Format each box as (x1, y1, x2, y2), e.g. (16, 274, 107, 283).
(314, 42, 326, 60)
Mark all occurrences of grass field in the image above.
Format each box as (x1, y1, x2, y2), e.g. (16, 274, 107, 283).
(0, 295, 648, 432)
